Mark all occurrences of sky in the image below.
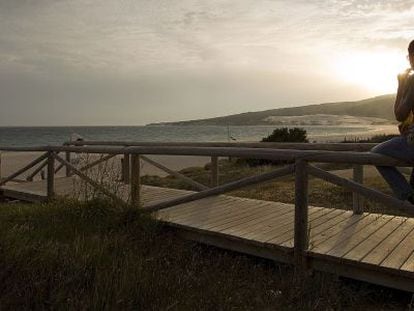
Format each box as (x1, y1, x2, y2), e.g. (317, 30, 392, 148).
(0, 0, 414, 126)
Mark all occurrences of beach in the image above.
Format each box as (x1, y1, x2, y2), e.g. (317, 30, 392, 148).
(0, 123, 400, 180)
(0, 151, 212, 180)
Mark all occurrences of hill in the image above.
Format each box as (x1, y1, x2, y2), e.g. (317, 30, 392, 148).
(150, 94, 396, 126)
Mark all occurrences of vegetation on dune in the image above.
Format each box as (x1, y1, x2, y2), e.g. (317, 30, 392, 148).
(342, 133, 399, 143)
(0, 200, 409, 310)
(152, 94, 396, 126)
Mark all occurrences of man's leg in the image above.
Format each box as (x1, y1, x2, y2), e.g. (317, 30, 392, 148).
(371, 136, 414, 200)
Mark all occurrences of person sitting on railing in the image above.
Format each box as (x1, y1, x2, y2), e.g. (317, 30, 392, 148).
(371, 40, 414, 204)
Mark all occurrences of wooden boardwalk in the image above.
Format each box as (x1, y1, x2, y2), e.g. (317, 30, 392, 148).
(1, 177, 414, 291)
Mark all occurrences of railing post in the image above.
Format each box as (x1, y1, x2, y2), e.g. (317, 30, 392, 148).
(352, 165, 364, 214)
(130, 154, 141, 206)
(211, 156, 219, 187)
(0, 151, 2, 182)
(65, 151, 71, 177)
(294, 159, 309, 271)
(122, 153, 130, 184)
(47, 152, 55, 201)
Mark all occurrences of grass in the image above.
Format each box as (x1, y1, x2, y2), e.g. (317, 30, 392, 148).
(0, 199, 410, 310)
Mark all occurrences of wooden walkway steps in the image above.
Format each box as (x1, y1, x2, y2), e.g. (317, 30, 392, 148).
(1, 178, 414, 292)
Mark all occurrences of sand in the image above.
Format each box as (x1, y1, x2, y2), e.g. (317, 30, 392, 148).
(0, 151, 211, 180)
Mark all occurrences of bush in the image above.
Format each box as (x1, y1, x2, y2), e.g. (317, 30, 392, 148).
(243, 127, 308, 167)
(262, 127, 309, 143)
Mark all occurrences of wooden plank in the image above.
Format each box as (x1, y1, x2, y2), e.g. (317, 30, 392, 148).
(327, 215, 397, 258)
(279, 208, 347, 247)
(309, 213, 370, 248)
(174, 199, 269, 230)
(310, 214, 388, 254)
(247, 207, 323, 243)
(342, 217, 405, 261)
(362, 218, 414, 266)
(380, 224, 414, 270)
(170, 197, 240, 221)
(241, 208, 296, 240)
(201, 201, 277, 231)
(400, 247, 414, 272)
(218, 202, 293, 237)
(267, 208, 337, 245)
(157, 196, 237, 221)
(308, 209, 351, 237)
(145, 164, 294, 212)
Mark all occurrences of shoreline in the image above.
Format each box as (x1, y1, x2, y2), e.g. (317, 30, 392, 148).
(0, 124, 400, 179)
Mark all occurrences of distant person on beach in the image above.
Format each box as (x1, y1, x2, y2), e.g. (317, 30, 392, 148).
(371, 40, 414, 203)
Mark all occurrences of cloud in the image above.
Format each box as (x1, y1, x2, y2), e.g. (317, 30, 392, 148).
(0, 0, 413, 125)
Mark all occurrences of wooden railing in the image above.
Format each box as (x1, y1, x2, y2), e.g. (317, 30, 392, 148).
(1, 141, 413, 271)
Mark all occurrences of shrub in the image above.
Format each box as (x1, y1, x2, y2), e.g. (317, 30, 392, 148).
(243, 127, 308, 167)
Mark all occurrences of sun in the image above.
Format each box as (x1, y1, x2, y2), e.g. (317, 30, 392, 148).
(333, 50, 408, 94)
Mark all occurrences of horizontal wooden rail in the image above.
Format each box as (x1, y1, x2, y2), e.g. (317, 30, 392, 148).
(307, 164, 414, 214)
(146, 164, 295, 212)
(0, 144, 411, 167)
(45, 145, 412, 167)
(64, 140, 377, 152)
(141, 155, 209, 191)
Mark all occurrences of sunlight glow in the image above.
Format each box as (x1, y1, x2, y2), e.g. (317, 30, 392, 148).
(333, 50, 408, 93)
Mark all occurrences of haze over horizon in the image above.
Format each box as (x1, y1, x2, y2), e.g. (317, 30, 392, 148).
(1, 1, 414, 126)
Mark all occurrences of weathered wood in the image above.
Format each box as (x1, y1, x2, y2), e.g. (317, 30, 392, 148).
(352, 165, 364, 214)
(2, 143, 404, 167)
(26, 159, 48, 181)
(47, 152, 55, 200)
(54, 163, 65, 174)
(211, 156, 219, 187)
(130, 154, 141, 206)
(122, 153, 130, 183)
(146, 164, 295, 212)
(48, 145, 412, 167)
(141, 155, 209, 191)
(0, 152, 49, 186)
(79, 154, 117, 172)
(307, 164, 414, 214)
(64, 140, 377, 152)
(294, 160, 309, 270)
(65, 151, 72, 176)
(53, 154, 123, 203)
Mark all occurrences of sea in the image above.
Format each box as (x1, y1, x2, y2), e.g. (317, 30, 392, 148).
(0, 125, 378, 147)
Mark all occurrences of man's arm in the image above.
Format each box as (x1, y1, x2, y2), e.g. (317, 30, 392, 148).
(395, 72, 414, 121)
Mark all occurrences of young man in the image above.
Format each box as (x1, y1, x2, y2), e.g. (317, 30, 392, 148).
(371, 40, 414, 203)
